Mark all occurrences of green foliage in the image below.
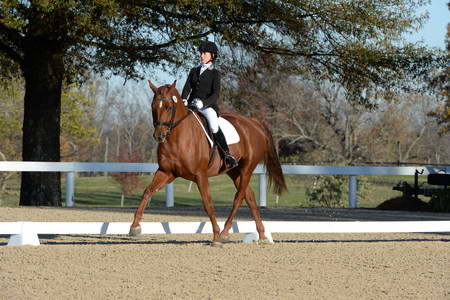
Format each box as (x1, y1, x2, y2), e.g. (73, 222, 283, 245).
(0, 76, 98, 160)
(0, 78, 22, 197)
(429, 189, 450, 213)
(61, 84, 98, 150)
(356, 176, 372, 204)
(0, 77, 23, 161)
(279, 154, 303, 164)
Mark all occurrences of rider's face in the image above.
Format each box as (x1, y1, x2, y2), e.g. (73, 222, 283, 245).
(200, 52, 212, 64)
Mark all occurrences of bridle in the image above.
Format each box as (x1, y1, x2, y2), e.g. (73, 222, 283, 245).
(152, 93, 191, 137)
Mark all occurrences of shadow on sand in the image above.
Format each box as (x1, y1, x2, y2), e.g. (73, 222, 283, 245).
(2, 232, 449, 247)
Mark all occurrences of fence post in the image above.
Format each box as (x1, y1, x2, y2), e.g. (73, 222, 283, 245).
(66, 172, 75, 207)
(348, 175, 357, 208)
(165, 183, 174, 207)
(258, 174, 267, 207)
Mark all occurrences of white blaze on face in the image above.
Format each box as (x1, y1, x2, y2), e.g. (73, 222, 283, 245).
(172, 95, 177, 103)
(159, 101, 163, 108)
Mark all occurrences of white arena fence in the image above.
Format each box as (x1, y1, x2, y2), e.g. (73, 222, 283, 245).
(1, 161, 449, 208)
(1, 162, 450, 246)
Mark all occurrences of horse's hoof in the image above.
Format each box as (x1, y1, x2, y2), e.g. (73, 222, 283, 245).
(219, 234, 231, 243)
(211, 241, 224, 248)
(129, 225, 142, 236)
(258, 238, 274, 245)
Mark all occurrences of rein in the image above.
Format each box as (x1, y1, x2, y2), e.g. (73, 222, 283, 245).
(152, 96, 191, 136)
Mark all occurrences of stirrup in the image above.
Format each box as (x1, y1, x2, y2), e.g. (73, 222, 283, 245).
(224, 155, 238, 169)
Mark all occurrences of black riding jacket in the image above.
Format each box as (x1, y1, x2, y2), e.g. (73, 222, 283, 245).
(181, 65, 221, 113)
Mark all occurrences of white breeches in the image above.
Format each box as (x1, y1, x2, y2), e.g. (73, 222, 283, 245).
(199, 107, 219, 133)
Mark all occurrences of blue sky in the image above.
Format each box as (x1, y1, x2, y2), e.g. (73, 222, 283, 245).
(410, 0, 448, 49)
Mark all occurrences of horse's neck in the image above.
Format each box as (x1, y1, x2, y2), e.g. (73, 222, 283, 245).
(170, 109, 194, 139)
(166, 110, 204, 147)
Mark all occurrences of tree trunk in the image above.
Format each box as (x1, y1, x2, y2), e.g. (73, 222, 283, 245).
(19, 39, 64, 206)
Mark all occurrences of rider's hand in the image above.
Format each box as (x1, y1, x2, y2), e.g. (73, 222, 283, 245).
(193, 98, 203, 109)
(182, 99, 188, 106)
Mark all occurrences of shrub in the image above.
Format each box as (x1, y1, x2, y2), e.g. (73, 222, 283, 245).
(429, 190, 450, 213)
(306, 175, 346, 207)
(306, 175, 371, 208)
(111, 151, 144, 206)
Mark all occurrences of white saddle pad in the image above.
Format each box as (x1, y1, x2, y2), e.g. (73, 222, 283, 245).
(219, 117, 240, 145)
(192, 113, 240, 147)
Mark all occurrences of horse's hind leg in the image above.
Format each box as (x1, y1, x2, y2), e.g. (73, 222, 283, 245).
(243, 185, 268, 241)
(219, 171, 244, 241)
(129, 170, 174, 236)
(219, 185, 247, 241)
(195, 174, 221, 244)
(220, 170, 267, 241)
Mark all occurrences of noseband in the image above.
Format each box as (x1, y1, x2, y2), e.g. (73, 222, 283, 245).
(152, 95, 191, 137)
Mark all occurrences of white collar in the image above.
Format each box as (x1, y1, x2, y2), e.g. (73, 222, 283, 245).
(199, 63, 213, 70)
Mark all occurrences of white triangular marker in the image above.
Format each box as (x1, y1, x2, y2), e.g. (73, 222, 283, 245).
(7, 222, 40, 246)
(243, 231, 273, 244)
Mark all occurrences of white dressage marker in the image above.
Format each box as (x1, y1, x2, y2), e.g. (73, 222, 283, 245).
(2, 221, 450, 246)
(6, 222, 40, 246)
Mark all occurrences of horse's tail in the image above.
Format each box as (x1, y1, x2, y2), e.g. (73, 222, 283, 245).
(259, 120, 288, 196)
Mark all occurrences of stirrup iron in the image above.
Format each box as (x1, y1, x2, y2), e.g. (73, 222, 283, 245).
(224, 154, 238, 169)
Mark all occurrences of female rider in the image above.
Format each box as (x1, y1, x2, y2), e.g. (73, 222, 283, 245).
(181, 41, 238, 169)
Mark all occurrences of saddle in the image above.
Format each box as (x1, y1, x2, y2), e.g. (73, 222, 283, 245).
(190, 110, 240, 166)
(191, 111, 240, 145)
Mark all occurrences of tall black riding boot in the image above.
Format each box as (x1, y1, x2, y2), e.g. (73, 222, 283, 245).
(213, 129, 238, 169)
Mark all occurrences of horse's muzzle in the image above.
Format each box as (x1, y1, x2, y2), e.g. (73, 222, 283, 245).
(153, 130, 168, 143)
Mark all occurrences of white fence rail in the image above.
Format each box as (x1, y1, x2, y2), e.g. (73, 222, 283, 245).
(1, 161, 449, 208)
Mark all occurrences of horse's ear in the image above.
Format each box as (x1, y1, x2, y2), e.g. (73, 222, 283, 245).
(169, 80, 177, 91)
(147, 80, 158, 94)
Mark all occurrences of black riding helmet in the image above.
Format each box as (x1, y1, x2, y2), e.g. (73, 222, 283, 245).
(199, 41, 218, 59)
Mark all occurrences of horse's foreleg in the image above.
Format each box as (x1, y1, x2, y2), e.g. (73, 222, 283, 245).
(195, 175, 221, 243)
(129, 170, 174, 236)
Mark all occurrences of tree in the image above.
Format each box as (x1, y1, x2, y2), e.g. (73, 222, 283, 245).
(224, 55, 370, 163)
(429, 2, 450, 133)
(84, 78, 155, 167)
(0, 77, 22, 196)
(0, 0, 440, 205)
(60, 83, 98, 161)
(111, 150, 143, 207)
(111, 87, 153, 160)
(362, 93, 437, 163)
(0, 75, 98, 199)
(226, 53, 448, 165)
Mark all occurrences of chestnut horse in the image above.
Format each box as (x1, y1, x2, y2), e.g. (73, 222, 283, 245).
(129, 80, 287, 244)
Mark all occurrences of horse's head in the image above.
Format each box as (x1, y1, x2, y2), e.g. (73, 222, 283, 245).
(148, 80, 187, 143)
